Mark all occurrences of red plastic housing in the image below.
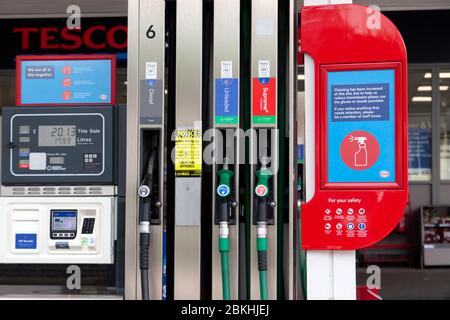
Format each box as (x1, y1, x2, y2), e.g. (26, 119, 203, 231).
(300, 4, 408, 250)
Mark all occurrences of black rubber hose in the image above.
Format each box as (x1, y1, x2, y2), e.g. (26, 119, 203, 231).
(140, 232, 150, 300)
(257, 197, 268, 222)
(258, 250, 268, 271)
(218, 198, 229, 222)
(140, 270, 149, 300)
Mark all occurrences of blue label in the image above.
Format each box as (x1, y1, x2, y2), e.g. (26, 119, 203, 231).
(215, 78, 238, 124)
(53, 211, 77, 218)
(258, 78, 270, 85)
(297, 144, 304, 163)
(15, 234, 37, 249)
(20, 59, 112, 105)
(331, 83, 389, 121)
(327, 69, 396, 183)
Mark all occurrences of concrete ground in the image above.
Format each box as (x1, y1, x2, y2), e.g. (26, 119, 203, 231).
(357, 267, 450, 300)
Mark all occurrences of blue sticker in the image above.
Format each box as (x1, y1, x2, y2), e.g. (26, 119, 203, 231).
(327, 69, 396, 183)
(331, 83, 389, 121)
(15, 233, 37, 249)
(259, 78, 270, 85)
(215, 78, 238, 124)
(20, 59, 112, 105)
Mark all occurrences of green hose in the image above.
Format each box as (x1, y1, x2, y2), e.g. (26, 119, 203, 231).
(259, 270, 269, 300)
(219, 237, 231, 300)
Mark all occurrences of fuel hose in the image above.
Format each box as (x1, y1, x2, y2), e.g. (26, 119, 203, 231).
(138, 149, 157, 300)
(255, 165, 272, 300)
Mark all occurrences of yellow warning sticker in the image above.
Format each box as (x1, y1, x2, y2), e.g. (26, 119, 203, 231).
(175, 128, 202, 177)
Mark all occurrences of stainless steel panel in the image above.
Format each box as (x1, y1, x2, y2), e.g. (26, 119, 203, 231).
(125, 0, 165, 300)
(175, 0, 203, 126)
(124, 0, 139, 300)
(139, 0, 165, 125)
(212, 0, 240, 300)
(175, 178, 201, 226)
(250, 0, 278, 300)
(174, 0, 203, 300)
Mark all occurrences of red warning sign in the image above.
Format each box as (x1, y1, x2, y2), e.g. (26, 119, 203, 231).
(340, 130, 380, 170)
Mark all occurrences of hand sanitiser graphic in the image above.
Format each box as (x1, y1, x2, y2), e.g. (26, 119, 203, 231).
(350, 136, 368, 167)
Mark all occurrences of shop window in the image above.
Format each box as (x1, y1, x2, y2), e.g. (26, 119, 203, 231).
(408, 68, 432, 182)
(440, 69, 450, 180)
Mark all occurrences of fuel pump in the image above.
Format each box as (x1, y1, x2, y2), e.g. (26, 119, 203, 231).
(212, 0, 240, 301)
(0, 55, 121, 268)
(248, 0, 279, 300)
(125, 0, 166, 300)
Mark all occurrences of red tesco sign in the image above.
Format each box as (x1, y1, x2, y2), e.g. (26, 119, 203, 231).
(13, 25, 127, 51)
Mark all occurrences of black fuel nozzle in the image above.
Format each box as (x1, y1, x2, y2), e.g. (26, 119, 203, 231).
(137, 148, 158, 301)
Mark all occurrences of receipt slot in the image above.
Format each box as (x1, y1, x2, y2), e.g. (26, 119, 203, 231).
(300, 4, 408, 250)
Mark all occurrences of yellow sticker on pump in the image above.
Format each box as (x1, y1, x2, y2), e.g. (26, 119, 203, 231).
(174, 128, 202, 177)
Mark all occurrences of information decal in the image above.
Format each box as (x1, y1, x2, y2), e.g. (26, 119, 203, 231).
(174, 128, 202, 177)
(408, 127, 432, 175)
(18, 57, 114, 106)
(215, 78, 239, 125)
(252, 77, 276, 125)
(327, 69, 396, 183)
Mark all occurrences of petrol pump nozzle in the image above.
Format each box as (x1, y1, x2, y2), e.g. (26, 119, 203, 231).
(216, 157, 234, 300)
(137, 149, 158, 300)
(217, 158, 234, 222)
(254, 157, 273, 300)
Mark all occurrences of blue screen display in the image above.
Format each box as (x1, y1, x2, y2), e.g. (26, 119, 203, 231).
(20, 59, 112, 105)
(327, 69, 396, 183)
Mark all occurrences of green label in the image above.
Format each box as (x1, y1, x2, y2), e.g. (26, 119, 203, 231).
(252, 116, 276, 125)
(215, 116, 238, 125)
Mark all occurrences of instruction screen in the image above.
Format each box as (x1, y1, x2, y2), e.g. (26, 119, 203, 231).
(327, 69, 396, 183)
(19, 59, 112, 105)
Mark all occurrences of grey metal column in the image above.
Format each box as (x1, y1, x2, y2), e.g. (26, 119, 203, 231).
(174, 0, 203, 300)
(212, 0, 240, 300)
(125, 0, 165, 300)
(250, 0, 278, 300)
(287, 0, 298, 300)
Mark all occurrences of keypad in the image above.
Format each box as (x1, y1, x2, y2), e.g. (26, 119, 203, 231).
(82, 218, 95, 234)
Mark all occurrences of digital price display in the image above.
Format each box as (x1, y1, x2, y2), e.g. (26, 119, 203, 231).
(38, 126, 76, 147)
(52, 211, 77, 231)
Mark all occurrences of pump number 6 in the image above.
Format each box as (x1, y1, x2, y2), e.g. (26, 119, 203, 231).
(146, 25, 156, 39)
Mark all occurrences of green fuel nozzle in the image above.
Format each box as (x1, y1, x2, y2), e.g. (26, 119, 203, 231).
(216, 159, 234, 222)
(216, 158, 234, 300)
(254, 158, 273, 300)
